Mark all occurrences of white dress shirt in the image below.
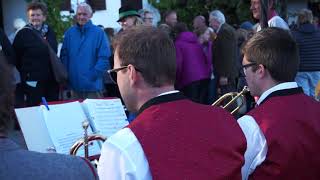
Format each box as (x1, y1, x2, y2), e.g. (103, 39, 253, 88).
(256, 16, 289, 32)
(98, 128, 152, 180)
(237, 82, 299, 180)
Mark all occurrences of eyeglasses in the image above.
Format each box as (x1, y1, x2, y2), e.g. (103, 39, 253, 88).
(107, 66, 128, 84)
(107, 65, 142, 84)
(242, 62, 257, 76)
(242, 62, 257, 70)
(144, 17, 153, 21)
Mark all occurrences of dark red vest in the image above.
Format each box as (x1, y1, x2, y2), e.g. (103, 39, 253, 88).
(129, 98, 246, 180)
(248, 91, 320, 180)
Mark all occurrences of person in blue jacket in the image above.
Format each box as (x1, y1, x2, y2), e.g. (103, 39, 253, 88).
(61, 2, 111, 99)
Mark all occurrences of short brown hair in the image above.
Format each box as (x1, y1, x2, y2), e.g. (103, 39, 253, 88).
(113, 26, 176, 87)
(27, 1, 48, 16)
(0, 53, 15, 134)
(242, 27, 299, 82)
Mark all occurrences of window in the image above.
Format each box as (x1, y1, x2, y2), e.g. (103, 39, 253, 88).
(61, 0, 106, 11)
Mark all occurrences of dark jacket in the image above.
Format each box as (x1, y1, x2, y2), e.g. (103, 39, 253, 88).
(292, 23, 320, 71)
(0, 28, 16, 65)
(0, 138, 98, 180)
(212, 23, 239, 79)
(13, 25, 57, 81)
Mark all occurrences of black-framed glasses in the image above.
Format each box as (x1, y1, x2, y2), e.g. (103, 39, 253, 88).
(143, 17, 153, 21)
(242, 62, 257, 70)
(107, 65, 142, 84)
(107, 66, 128, 84)
(242, 62, 257, 76)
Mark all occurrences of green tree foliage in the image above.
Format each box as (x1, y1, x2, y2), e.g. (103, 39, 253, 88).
(25, 0, 73, 42)
(149, 0, 252, 27)
(44, 0, 73, 42)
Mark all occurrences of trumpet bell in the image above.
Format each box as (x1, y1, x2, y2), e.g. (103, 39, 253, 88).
(70, 134, 106, 162)
(212, 86, 249, 115)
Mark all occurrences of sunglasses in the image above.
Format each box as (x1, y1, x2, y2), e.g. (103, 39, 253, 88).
(107, 65, 142, 84)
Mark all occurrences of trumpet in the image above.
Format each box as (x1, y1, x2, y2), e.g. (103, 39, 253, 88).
(70, 120, 106, 162)
(212, 86, 249, 115)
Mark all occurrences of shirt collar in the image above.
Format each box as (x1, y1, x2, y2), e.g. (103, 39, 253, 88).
(157, 90, 179, 97)
(137, 91, 185, 116)
(257, 82, 298, 105)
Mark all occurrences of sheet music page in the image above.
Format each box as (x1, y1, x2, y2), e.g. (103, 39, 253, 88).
(15, 106, 54, 153)
(40, 101, 101, 156)
(82, 98, 128, 138)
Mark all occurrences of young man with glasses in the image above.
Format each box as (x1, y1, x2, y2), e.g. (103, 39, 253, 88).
(238, 27, 320, 179)
(97, 26, 260, 180)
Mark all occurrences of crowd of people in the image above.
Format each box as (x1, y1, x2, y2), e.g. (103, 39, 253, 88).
(0, 0, 320, 179)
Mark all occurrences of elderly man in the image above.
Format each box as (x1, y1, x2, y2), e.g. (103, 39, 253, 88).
(61, 3, 111, 99)
(250, 0, 288, 31)
(140, 9, 154, 26)
(238, 27, 320, 179)
(97, 26, 256, 180)
(209, 10, 239, 96)
(117, 5, 142, 31)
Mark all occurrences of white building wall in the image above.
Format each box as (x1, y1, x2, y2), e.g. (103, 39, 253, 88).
(90, 0, 121, 29)
(2, 0, 27, 35)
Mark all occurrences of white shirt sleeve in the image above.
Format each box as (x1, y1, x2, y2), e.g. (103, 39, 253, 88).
(97, 128, 152, 180)
(237, 115, 268, 180)
(268, 16, 289, 30)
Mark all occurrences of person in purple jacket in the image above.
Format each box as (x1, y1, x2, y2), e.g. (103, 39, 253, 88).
(173, 22, 211, 104)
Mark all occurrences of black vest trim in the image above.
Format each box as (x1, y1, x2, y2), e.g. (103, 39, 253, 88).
(137, 92, 186, 116)
(260, 87, 304, 105)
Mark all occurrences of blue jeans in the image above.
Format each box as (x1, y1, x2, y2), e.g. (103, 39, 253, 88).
(295, 71, 320, 98)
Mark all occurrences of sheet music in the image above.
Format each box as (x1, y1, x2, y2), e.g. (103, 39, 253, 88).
(40, 101, 101, 156)
(82, 99, 128, 138)
(15, 106, 54, 153)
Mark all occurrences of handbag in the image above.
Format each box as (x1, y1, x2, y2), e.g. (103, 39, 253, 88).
(25, 27, 68, 84)
(46, 43, 68, 84)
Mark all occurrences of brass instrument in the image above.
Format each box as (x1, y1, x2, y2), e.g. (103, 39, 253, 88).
(212, 86, 249, 115)
(315, 80, 320, 101)
(70, 120, 106, 162)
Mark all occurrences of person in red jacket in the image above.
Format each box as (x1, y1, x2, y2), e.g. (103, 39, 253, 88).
(238, 27, 320, 179)
(97, 26, 256, 180)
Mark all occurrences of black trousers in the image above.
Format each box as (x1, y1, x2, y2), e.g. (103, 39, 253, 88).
(15, 80, 59, 107)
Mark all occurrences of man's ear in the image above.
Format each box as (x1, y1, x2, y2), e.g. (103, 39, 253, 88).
(128, 65, 139, 86)
(256, 64, 268, 79)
